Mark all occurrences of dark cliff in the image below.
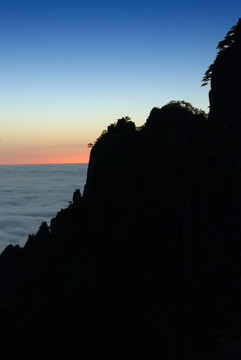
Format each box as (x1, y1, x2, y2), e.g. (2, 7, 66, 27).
(1, 20, 241, 359)
(204, 18, 241, 130)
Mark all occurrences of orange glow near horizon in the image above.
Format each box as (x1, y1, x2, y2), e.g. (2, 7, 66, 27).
(0, 119, 97, 165)
(0, 146, 91, 165)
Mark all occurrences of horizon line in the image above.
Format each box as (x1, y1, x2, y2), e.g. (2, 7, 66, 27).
(0, 162, 89, 166)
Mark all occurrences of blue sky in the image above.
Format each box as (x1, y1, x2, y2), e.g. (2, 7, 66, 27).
(0, 0, 241, 163)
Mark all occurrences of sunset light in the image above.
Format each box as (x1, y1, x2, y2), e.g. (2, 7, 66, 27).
(0, 1, 240, 165)
(0, 146, 90, 165)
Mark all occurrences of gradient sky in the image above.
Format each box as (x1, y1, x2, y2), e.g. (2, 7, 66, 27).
(0, 0, 241, 164)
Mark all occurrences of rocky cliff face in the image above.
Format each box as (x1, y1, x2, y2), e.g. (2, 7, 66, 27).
(1, 21, 241, 360)
(207, 18, 241, 130)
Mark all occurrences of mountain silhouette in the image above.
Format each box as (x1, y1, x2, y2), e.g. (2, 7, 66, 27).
(1, 18, 241, 359)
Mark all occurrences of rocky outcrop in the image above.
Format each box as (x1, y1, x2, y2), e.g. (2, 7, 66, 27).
(205, 18, 241, 130)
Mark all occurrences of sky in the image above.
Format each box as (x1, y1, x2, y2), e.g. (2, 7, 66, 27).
(0, 0, 241, 164)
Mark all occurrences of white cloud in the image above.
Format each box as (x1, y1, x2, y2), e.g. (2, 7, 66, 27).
(0, 164, 87, 253)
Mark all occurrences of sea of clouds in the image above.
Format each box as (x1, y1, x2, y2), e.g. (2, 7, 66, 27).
(0, 164, 88, 254)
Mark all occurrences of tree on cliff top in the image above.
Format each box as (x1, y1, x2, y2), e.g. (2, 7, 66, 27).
(202, 18, 241, 86)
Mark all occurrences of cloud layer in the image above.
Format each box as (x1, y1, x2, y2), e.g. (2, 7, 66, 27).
(0, 164, 87, 253)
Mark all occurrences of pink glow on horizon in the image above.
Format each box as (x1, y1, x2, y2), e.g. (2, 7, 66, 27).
(0, 149, 91, 165)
